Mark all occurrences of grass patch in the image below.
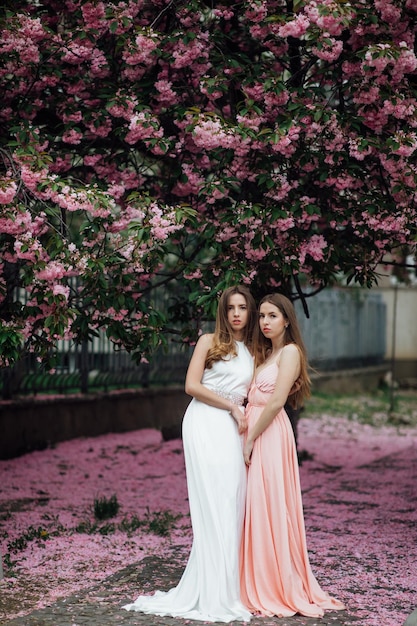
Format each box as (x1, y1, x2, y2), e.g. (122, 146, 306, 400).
(143, 508, 180, 537)
(117, 509, 181, 536)
(75, 506, 181, 537)
(7, 526, 50, 553)
(304, 389, 417, 427)
(93, 494, 120, 520)
(3, 505, 181, 577)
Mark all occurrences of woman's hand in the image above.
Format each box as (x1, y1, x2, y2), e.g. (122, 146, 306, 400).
(230, 405, 247, 434)
(243, 437, 254, 466)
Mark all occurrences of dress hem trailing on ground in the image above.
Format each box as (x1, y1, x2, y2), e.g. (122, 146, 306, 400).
(240, 362, 345, 619)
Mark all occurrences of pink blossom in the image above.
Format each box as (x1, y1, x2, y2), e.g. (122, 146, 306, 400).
(374, 0, 402, 24)
(236, 113, 265, 131)
(316, 15, 345, 36)
(125, 111, 163, 144)
(81, 2, 106, 30)
(391, 131, 417, 156)
(4, 32, 40, 64)
(154, 80, 178, 106)
(107, 182, 126, 201)
(271, 134, 296, 157)
(1, 0, 417, 364)
(105, 307, 128, 321)
(52, 284, 70, 300)
(123, 33, 158, 67)
(184, 269, 203, 280)
(83, 155, 102, 167)
(62, 42, 94, 64)
(13, 240, 39, 262)
(299, 234, 328, 265)
(172, 164, 205, 197)
(0, 180, 17, 204)
(205, 184, 228, 204)
(36, 261, 67, 281)
(361, 212, 408, 235)
(353, 85, 380, 106)
(18, 15, 45, 42)
(110, 205, 145, 233)
(244, 244, 268, 261)
(171, 37, 210, 70)
(193, 117, 231, 150)
(395, 43, 417, 78)
(265, 175, 297, 202)
(90, 48, 109, 78)
(348, 138, 373, 161)
(212, 7, 234, 19)
(244, 0, 268, 23)
(62, 129, 83, 145)
(263, 90, 289, 110)
(148, 204, 182, 241)
(278, 15, 310, 39)
(20, 166, 47, 192)
(360, 108, 389, 134)
(312, 38, 343, 62)
(0, 210, 45, 237)
(243, 83, 265, 102)
(242, 270, 257, 283)
(383, 97, 416, 120)
(85, 117, 112, 138)
(61, 110, 83, 124)
(215, 226, 238, 242)
(274, 216, 295, 231)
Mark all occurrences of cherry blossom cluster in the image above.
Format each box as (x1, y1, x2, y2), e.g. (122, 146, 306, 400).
(1, 0, 417, 366)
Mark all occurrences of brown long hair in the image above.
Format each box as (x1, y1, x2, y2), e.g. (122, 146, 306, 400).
(205, 285, 257, 369)
(254, 293, 311, 408)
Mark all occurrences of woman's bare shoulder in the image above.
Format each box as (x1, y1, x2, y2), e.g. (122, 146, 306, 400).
(281, 343, 301, 360)
(200, 332, 214, 342)
(283, 342, 300, 354)
(195, 333, 214, 349)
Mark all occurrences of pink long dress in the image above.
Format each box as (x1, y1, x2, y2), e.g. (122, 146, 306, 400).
(240, 362, 345, 618)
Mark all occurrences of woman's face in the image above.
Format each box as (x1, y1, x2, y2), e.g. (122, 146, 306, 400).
(259, 301, 287, 340)
(227, 293, 249, 337)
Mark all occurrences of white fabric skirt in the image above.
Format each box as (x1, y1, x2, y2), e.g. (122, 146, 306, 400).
(122, 397, 251, 622)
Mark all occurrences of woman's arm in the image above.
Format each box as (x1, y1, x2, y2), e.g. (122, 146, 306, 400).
(185, 334, 246, 432)
(244, 343, 300, 464)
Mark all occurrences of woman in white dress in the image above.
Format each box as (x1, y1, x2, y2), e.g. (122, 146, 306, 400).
(123, 285, 257, 623)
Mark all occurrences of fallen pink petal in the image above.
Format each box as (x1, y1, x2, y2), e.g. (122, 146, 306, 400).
(1, 393, 416, 626)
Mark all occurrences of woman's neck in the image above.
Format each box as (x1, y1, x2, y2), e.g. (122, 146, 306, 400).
(269, 339, 285, 354)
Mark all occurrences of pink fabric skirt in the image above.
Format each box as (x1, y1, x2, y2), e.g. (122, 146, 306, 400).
(240, 382, 345, 617)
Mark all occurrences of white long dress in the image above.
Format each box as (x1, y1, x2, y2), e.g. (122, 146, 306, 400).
(122, 340, 254, 623)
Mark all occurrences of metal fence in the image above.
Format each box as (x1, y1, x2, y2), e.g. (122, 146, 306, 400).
(0, 288, 386, 400)
(295, 288, 386, 370)
(0, 338, 194, 399)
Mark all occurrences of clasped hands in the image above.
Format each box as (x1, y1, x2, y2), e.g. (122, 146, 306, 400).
(229, 404, 247, 435)
(230, 404, 254, 465)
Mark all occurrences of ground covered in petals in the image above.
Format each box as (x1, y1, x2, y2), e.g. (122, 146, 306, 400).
(1, 390, 416, 626)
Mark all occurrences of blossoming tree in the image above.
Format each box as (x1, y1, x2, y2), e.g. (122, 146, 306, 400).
(1, 0, 416, 367)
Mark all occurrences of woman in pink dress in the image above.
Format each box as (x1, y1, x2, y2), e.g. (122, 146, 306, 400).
(240, 293, 345, 618)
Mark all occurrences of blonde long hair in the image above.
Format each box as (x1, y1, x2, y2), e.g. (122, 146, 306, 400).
(254, 293, 311, 408)
(205, 285, 257, 369)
